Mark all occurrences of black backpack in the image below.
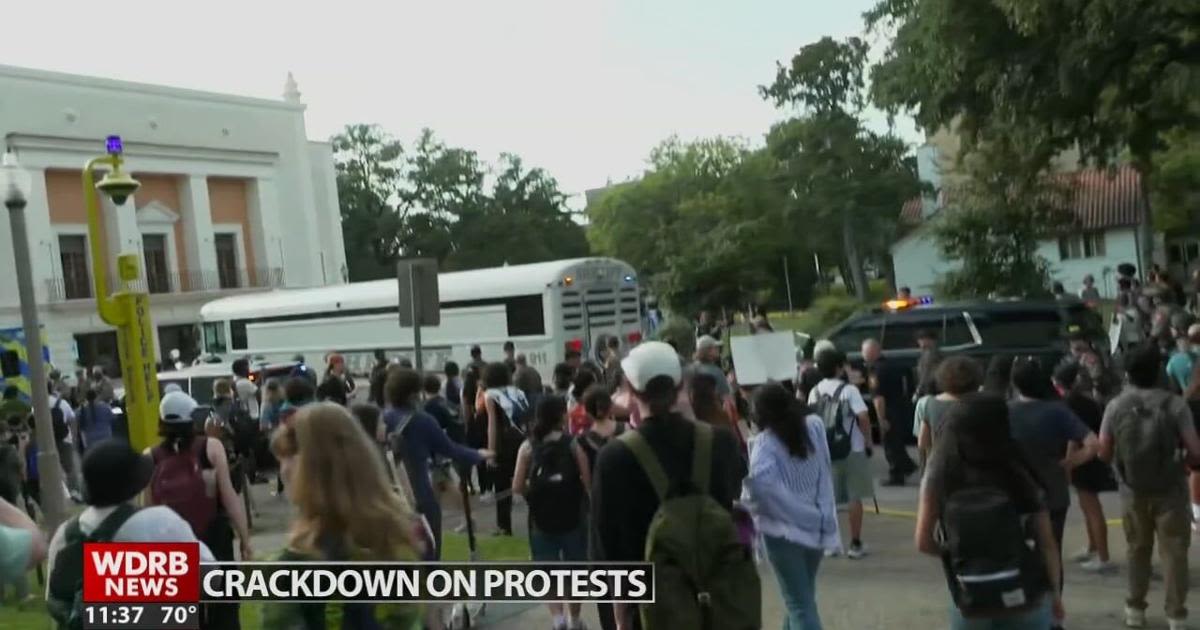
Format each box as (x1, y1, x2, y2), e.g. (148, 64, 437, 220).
(50, 396, 69, 443)
(939, 485, 1050, 617)
(814, 384, 853, 461)
(525, 435, 584, 534)
(48, 503, 140, 630)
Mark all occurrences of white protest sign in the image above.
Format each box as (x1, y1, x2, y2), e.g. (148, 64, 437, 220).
(730, 331, 797, 386)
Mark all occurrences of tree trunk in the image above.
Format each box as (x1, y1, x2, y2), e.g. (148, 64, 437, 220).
(843, 213, 869, 302)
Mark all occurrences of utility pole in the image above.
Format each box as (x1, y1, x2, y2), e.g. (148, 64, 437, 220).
(2, 152, 68, 533)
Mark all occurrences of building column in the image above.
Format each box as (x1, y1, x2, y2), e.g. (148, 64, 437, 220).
(247, 177, 284, 285)
(179, 175, 217, 290)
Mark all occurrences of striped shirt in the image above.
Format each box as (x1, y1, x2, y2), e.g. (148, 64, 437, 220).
(741, 416, 841, 551)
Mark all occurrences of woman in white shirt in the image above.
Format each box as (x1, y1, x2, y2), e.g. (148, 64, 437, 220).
(742, 383, 839, 630)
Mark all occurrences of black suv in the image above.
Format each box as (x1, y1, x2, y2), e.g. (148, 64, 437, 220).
(825, 297, 1107, 388)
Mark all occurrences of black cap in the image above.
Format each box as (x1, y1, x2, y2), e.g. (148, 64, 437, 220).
(82, 439, 155, 507)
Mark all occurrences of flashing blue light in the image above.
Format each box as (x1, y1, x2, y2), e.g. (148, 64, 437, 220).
(623, 274, 635, 283)
(105, 135, 123, 155)
(916, 295, 934, 306)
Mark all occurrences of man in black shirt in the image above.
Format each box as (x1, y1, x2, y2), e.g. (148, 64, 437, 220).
(591, 341, 746, 629)
(502, 341, 517, 375)
(862, 339, 917, 486)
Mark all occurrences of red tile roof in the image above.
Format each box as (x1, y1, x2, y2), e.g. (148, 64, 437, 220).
(900, 165, 1146, 230)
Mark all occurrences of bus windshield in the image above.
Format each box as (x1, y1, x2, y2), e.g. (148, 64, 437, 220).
(203, 322, 227, 354)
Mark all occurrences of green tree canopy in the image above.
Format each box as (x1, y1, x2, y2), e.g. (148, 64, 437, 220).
(587, 137, 804, 314)
(868, 0, 1199, 170)
(333, 125, 588, 280)
(762, 36, 921, 300)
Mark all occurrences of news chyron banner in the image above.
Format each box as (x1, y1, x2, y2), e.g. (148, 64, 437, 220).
(82, 542, 654, 629)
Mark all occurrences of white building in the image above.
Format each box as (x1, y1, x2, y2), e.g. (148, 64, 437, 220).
(892, 140, 1150, 299)
(0, 65, 346, 373)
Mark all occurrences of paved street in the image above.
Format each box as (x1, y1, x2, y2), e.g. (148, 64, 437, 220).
(245, 452, 1192, 630)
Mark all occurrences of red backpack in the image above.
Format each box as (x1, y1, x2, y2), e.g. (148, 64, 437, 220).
(149, 439, 217, 537)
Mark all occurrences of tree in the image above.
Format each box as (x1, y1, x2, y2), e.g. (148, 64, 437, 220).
(335, 125, 588, 280)
(762, 36, 919, 300)
(399, 129, 488, 265)
(1150, 129, 1200, 233)
(868, 0, 1199, 174)
(450, 154, 589, 270)
(587, 137, 799, 314)
(332, 124, 406, 281)
(932, 136, 1072, 299)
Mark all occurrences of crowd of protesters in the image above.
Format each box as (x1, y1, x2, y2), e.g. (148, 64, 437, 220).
(3, 282, 1200, 630)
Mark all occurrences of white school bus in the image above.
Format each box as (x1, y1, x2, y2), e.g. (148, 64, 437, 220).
(197, 258, 645, 376)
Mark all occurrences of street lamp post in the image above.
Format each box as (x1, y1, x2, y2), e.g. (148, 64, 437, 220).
(81, 136, 159, 452)
(1, 152, 68, 533)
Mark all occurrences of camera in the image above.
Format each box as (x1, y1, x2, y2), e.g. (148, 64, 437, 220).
(96, 171, 141, 206)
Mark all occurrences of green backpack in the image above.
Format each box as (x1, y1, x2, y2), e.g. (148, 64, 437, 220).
(619, 423, 760, 630)
(47, 503, 140, 630)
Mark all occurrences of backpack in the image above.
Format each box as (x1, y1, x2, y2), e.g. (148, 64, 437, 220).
(1114, 394, 1183, 495)
(525, 435, 584, 534)
(149, 439, 217, 537)
(500, 390, 532, 432)
(227, 387, 259, 453)
(618, 424, 760, 630)
(48, 503, 140, 630)
(938, 485, 1050, 617)
(814, 383, 853, 461)
(50, 396, 69, 443)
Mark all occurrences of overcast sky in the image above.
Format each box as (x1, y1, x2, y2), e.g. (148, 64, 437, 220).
(1, 0, 919, 197)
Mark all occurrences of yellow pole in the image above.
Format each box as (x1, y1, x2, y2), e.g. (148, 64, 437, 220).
(82, 144, 159, 451)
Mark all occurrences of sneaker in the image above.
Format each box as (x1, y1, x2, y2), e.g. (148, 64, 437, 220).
(823, 547, 842, 558)
(1124, 606, 1146, 628)
(1071, 548, 1096, 563)
(1080, 558, 1118, 574)
(1168, 618, 1188, 630)
(846, 542, 869, 559)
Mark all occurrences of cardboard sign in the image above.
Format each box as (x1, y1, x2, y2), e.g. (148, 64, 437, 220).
(731, 331, 797, 385)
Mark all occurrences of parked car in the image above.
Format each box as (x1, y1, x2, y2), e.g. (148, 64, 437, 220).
(824, 296, 1107, 405)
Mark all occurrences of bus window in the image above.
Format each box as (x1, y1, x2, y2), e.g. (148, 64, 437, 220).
(203, 322, 227, 354)
(506, 295, 546, 336)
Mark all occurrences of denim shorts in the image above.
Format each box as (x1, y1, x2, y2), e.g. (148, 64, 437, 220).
(529, 525, 588, 562)
(949, 596, 1051, 630)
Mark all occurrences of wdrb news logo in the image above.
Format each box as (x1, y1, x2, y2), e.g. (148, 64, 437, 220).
(83, 543, 199, 603)
(83, 542, 654, 609)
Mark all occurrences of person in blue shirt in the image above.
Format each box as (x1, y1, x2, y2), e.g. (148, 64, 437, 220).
(1166, 324, 1200, 393)
(384, 367, 493, 560)
(77, 389, 116, 452)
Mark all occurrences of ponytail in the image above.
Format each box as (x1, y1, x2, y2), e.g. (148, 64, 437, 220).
(532, 395, 567, 443)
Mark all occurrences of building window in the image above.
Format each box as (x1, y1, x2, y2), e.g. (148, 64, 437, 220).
(58, 235, 91, 299)
(142, 234, 171, 293)
(215, 233, 240, 289)
(1058, 231, 1106, 260)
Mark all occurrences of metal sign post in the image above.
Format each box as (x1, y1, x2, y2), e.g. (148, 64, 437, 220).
(398, 259, 440, 371)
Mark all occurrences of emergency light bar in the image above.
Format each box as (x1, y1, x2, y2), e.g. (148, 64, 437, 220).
(883, 295, 934, 311)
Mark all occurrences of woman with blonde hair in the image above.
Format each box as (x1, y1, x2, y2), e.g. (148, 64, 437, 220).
(263, 402, 424, 629)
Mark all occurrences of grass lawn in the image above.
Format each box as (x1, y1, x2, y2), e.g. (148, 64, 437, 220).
(2, 533, 531, 630)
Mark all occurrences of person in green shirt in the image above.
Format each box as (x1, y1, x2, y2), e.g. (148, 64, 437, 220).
(0, 386, 30, 426)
